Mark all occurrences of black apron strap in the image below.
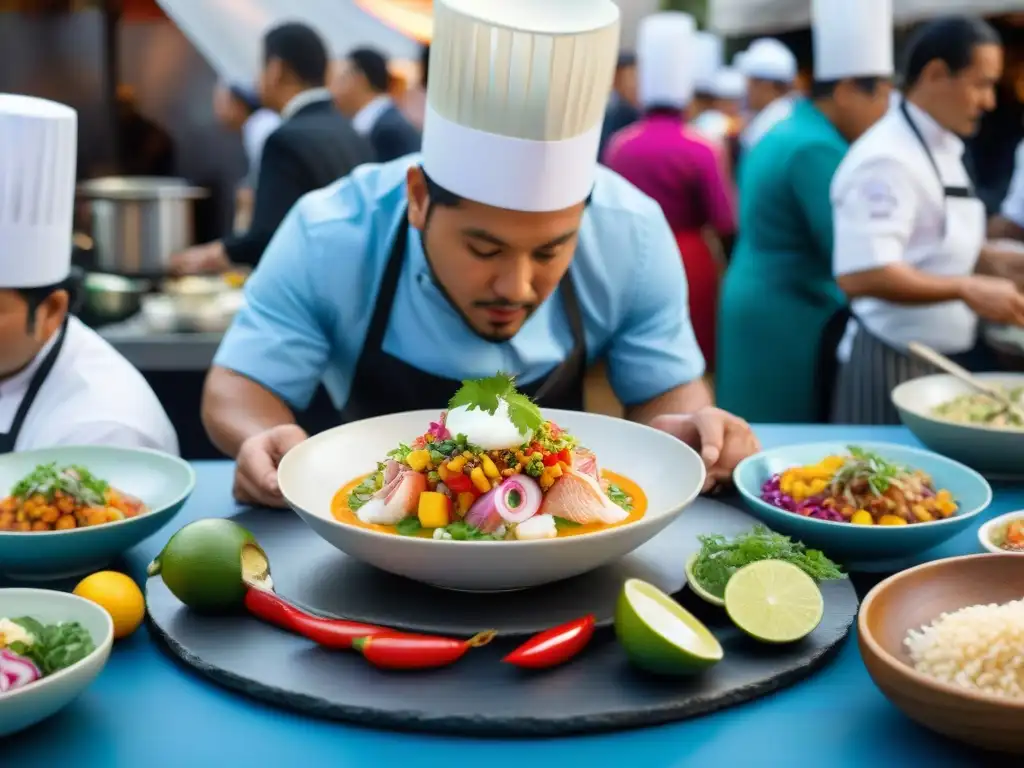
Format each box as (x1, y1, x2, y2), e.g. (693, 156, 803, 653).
(362, 214, 411, 355)
(900, 102, 976, 198)
(0, 317, 70, 454)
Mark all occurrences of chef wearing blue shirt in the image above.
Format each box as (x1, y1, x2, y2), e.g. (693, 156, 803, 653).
(202, 0, 760, 508)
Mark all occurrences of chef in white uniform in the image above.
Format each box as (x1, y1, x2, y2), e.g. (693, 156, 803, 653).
(691, 32, 724, 120)
(738, 38, 798, 152)
(0, 94, 179, 454)
(830, 17, 1024, 425)
(989, 139, 1024, 241)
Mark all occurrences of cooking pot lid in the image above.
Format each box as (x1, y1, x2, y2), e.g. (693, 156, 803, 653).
(77, 176, 208, 200)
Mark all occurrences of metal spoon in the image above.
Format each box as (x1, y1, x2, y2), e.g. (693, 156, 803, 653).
(908, 341, 1024, 422)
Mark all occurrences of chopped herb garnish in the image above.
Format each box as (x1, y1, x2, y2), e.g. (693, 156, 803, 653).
(387, 444, 413, 462)
(833, 445, 909, 498)
(10, 617, 95, 675)
(444, 521, 496, 541)
(396, 517, 423, 536)
(605, 483, 633, 512)
(524, 456, 545, 478)
(10, 463, 108, 506)
(347, 468, 384, 511)
(448, 373, 544, 437)
(691, 525, 846, 599)
(553, 517, 581, 531)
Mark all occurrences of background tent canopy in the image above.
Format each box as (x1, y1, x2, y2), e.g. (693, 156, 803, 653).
(710, 0, 1024, 36)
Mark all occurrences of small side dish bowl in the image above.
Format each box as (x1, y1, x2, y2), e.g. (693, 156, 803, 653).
(859, 554, 1024, 755)
(892, 372, 1024, 477)
(0, 446, 195, 580)
(279, 409, 706, 592)
(0, 588, 114, 738)
(978, 510, 1024, 555)
(684, 553, 725, 607)
(733, 442, 991, 567)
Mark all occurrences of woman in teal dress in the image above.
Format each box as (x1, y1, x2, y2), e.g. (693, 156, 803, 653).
(716, 56, 894, 422)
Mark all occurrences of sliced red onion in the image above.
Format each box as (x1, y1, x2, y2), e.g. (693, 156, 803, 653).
(495, 475, 542, 524)
(465, 487, 503, 533)
(0, 649, 41, 693)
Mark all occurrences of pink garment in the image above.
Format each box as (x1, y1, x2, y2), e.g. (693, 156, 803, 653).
(603, 114, 737, 235)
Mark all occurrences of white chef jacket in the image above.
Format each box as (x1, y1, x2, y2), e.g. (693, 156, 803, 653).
(0, 316, 179, 454)
(831, 101, 987, 360)
(740, 94, 795, 150)
(999, 139, 1024, 229)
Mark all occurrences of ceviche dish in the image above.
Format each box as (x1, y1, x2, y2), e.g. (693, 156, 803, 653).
(332, 374, 646, 541)
(0, 616, 96, 694)
(761, 446, 958, 525)
(0, 463, 147, 532)
(932, 385, 1024, 430)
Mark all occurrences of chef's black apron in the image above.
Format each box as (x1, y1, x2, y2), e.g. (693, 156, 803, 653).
(337, 212, 587, 423)
(0, 318, 69, 454)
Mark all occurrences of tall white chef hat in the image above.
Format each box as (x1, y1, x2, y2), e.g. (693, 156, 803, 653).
(0, 94, 77, 289)
(812, 0, 894, 81)
(711, 67, 748, 101)
(422, 0, 620, 213)
(739, 38, 797, 84)
(694, 31, 724, 94)
(637, 12, 698, 110)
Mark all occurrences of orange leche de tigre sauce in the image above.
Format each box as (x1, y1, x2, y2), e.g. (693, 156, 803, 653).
(330, 470, 647, 539)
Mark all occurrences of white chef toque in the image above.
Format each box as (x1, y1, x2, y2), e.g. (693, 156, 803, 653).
(812, 0, 894, 81)
(421, 0, 620, 213)
(694, 31, 724, 95)
(637, 12, 698, 110)
(711, 67, 747, 101)
(0, 94, 77, 289)
(739, 38, 797, 84)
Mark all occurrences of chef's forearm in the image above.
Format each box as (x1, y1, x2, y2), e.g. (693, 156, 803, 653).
(202, 366, 297, 458)
(988, 215, 1024, 242)
(837, 264, 966, 305)
(625, 379, 713, 425)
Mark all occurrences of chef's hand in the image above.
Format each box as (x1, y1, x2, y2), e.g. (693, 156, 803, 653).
(961, 275, 1024, 327)
(169, 241, 231, 276)
(233, 424, 309, 508)
(651, 408, 761, 493)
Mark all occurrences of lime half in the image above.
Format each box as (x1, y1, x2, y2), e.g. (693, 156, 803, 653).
(724, 560, 823, 644)
(615, 578, 724, 676)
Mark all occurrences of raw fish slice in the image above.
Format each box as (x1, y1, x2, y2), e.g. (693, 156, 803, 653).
(357, 472, 427, 525)
(539, 468, 629, 525)
(383, 459, 402, 485)
(572, 448, 600, 481)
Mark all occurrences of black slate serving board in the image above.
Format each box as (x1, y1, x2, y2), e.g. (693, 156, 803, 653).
(146, 497, 858, 736)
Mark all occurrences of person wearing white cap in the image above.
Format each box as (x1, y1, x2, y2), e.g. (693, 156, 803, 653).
(692, 66, 747, 149)
(690, 31, 724, 124)
(738, 38, 799, 152)
(717, 0, 895, 424)
(201, 0, 760, 508)
(830, 16, 1024, 424)
(0, 95, 178, 455)
(604, 12, 737, 371)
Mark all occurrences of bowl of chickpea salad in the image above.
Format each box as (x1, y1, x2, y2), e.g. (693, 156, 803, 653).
(0, 446, 195, 580)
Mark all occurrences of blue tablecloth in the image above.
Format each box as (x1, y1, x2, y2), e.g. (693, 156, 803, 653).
(5, 426, 1012, 767)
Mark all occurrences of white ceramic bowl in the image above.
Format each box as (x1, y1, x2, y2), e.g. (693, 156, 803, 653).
(978, 510, 1024, 555)
(0, 588, 114, 737)
(278, 409, 706, 591)
(892, 373, 1024, 477)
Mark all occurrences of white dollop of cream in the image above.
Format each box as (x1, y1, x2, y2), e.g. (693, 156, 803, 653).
(445, 399, 532, 450)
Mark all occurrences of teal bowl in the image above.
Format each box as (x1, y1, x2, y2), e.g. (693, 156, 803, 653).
(0, 446, 195, 581)
(733, 442, 992, 570)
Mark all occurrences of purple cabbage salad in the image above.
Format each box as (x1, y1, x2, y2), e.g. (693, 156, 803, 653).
(760, 475, 844, 523)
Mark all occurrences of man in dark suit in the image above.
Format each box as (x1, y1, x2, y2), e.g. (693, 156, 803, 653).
(331, 47, 421, 163)
(598, 53, 641, 163)
(171, 23, 374, 274)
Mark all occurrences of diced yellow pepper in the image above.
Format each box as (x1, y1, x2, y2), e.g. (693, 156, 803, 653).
(417, 492, 450, 529)
(447, 455, 468, 472)
(878, 515, 908, 526)
(912, 504, 934, 523)
(808, 478, 828, 496)
(457, 492, 475, 516)
(470, 466, 490, 493)
(406, 450, 431, 472)
(437, 463, 451, 482)
(480, 454, 500, 479)
(548, 463, 563, 479)
(539, 471, 556, 490)
(850, 510, 874, 525)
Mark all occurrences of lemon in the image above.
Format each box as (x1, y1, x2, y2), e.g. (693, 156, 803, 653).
(74, 571, 145, 639)
(615, 578, 724, 676)
(724, 560, 824, 644)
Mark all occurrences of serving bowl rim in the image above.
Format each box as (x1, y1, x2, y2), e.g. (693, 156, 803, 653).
(0, 445, 196, 539)
(858, 553, 1024, 710)
(978, 510, 1024, 555)
(0, 588, 115, 702)
(733, 441, 992, 531)
(892, 372, 1024, 436)
(280, 407, 706, 547)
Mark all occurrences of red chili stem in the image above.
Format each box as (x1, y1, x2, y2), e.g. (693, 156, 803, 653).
(502, 615, 596, 669)
(351, 630, 497, 670)
(243, 587, 393, 649)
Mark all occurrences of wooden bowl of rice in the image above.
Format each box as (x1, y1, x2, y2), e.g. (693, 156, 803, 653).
(859, 554, 1024, 755)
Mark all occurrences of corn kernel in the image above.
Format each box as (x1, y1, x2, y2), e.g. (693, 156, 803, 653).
(447, 455, 468, 472)
(470, 466, 490, 493)
(480, 454, 500, 479)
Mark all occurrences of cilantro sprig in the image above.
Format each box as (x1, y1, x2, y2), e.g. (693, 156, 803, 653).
(11, 463, 108, 506)
(448, 373, 544, 437)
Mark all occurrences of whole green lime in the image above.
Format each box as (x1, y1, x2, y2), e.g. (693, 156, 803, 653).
(615, 578, 724, 676)
(147, 518, 271, 614)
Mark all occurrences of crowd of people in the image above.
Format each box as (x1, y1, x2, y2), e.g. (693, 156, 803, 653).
(1, 1, 1023, 507)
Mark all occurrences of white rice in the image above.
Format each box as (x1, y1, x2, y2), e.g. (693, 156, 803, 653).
(904, 599, 1024, 700)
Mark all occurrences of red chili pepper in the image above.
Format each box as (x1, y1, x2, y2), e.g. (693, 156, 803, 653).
(444, 472, 473, 494)
(351, 630, 497, 670)
(557, 448, 572, 465)
(502, 615, 596, 669)
(244, 587, 394, 649)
